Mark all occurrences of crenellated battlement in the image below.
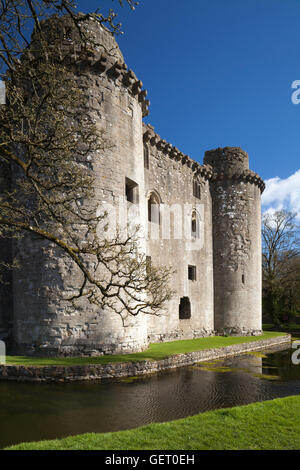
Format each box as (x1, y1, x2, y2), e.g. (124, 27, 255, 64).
(142, 127, 265, 192)
(26, 15, 150, 117)
(204, 147, 265, 192)
(210, 168, 265, 192)
(143, 123, 213, 181)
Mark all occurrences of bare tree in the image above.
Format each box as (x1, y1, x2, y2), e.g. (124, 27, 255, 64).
(0, 0, 139, 74)
(262, 210, 300, 325)
(0, 0, 174, 323)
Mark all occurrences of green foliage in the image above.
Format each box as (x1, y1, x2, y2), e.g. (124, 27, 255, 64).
(263, 322, 300, 332)
(262, 210, 300, 325)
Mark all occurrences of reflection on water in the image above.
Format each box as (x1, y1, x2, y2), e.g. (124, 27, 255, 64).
(1, 343, 300, 448)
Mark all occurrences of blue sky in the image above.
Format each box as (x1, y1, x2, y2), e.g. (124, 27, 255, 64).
(78, 0, 300, 217)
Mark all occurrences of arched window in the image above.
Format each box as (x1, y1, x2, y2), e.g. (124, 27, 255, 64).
(191, 210, 200, 239)
(148, 191, 161, 224)
(179, 297, 191, 319)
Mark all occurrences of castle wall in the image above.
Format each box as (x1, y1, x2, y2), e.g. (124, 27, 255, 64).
(143, 129, 214, 341)
(1, 15, 265, 356)
(11, 16, 149, 355)
(0, 161, 13, 344)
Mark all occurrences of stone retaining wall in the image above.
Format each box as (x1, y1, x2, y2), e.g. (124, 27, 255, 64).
(0, 335, 291, 382)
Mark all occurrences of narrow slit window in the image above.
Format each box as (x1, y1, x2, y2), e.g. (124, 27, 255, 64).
(144, 145, 149, 169)
(193, 179, 201, 199)
(146, 256, 151, 275)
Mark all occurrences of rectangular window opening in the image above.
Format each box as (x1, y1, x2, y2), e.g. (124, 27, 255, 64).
(188, 265, 197, 281)
(125, 177, 139, 204)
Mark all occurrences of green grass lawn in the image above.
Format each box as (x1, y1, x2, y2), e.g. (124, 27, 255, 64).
(5, 331, 288, 366)
(5, 395, 300, 450)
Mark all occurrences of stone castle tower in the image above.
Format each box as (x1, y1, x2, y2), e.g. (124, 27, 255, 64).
(0, 16, 265, 356)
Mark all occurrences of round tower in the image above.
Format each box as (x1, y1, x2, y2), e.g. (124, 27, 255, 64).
(12, 15, 150, 355)
(204, 147, 265, 335)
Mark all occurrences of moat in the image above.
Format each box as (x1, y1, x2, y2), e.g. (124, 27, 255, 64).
(1, 343, 300, 449)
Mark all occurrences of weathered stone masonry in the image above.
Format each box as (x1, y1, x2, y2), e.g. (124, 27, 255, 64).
(0, 16, 265, 356)
(0, 335, 290, 383)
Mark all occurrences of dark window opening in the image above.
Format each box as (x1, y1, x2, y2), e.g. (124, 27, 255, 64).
(193, 179, 201, 199)
(144, 145, 149, 169)
(188, 265, 197, 281)
(146, 256, 151, 275)
(64, 28, 73, 40)
(125, 178, 139, 204)
(148, 193, 160, 224)
(179, 297, 191, 320)
(242, 274, 245, 284)
(191, 217, 196, 234)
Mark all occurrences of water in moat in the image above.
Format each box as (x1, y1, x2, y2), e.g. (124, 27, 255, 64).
(1, 342, 300, 448)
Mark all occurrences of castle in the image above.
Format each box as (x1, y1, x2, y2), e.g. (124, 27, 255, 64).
(0, 16, 265, 356)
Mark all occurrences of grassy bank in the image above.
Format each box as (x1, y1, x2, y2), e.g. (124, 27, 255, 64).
(5, 395, 300, 450)
(5, 331, 288, 366)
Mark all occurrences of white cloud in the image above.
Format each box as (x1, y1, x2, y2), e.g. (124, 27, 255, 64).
(261, 170, 300, 220)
